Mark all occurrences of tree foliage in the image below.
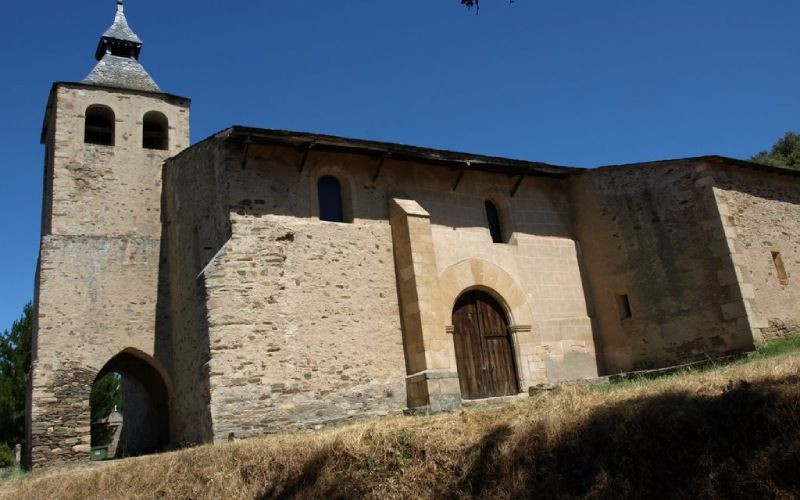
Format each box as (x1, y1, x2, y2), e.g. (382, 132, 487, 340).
(90, 372, 122, 421)
(461, 0, 515, 9)
(750, 131, 800, 170)
(0, 303, 32, 450)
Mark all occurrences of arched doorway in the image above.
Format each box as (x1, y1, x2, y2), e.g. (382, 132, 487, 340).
(452, 290, 519, 399)
(90, 351, 170, 458)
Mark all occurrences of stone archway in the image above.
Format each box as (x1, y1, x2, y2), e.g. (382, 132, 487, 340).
(438, 259, 534, 393)
(438, 259, 533, 328)
(91, 349, 171, 458)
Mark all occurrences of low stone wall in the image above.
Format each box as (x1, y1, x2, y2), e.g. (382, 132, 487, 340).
(761, 320, 800, 342)
(28, 361, 94, 467)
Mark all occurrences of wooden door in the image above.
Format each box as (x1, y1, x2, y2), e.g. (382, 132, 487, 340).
(452, 291, 519, 399)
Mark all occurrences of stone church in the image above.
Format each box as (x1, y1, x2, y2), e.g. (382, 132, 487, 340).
(26, 1, 800, 467)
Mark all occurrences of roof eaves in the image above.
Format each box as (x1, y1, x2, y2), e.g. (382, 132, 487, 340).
(591, 155, 800, 178)
(222, 125, 583, 178)
(52, 81, 190, 105)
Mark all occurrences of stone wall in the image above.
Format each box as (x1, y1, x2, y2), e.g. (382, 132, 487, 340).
(43, 84, 189, 238)
(426, 171, 597, 386)
(28, 358, 95, 467)
(571, 161, 757, 373)
(121, 376, 162, 454)
(164, 135, 600, 442)
(30, 235, 163, 466)
(711, 165, 800, 341)
(199, 142, 407, 440)
(162, 139, 229, 444)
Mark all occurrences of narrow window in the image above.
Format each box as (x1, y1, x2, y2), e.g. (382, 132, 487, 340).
(143, 111, 169, 150)
(616, 294, 632, 320)
(485, 200, 503, 243)
(318, 176, 344, 222)
(84, 105, 115, 146)
(772, 251, 788, 285)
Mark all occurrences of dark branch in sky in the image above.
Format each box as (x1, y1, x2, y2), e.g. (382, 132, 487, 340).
(461, 0, 515, 10)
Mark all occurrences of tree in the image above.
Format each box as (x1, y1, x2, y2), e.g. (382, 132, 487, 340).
(750, 131, 800, 170)
(461, 0, 515, 9)
(0, 303, 32, 451)
(90, 372, 122, 421)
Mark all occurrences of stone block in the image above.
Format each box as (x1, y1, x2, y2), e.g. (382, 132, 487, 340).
(717, 267, 740, 286)
(721, 301, 747, 321)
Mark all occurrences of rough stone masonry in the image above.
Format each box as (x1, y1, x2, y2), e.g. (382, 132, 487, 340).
(26, 1, 800, 467)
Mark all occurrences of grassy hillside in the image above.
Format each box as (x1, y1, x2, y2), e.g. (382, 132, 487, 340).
(3, 338, 800, 499)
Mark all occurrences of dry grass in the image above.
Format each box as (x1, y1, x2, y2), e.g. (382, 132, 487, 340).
(3, 347, 800, 499)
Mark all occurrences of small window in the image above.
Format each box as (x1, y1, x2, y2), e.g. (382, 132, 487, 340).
(616, 294, 632, 320)
(143, 111, 169, 150)
(84, 105, 115, 146)
(485, 200, 503, 243)
(772, 251, 788, 285)
(318, 176, 344, 222)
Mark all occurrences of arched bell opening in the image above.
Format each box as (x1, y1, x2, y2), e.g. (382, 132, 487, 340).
(84, 104, 115, 146)
(90, 350, 170, 460)
(451, 289, 520, 400)
(142, 111, 169, 150)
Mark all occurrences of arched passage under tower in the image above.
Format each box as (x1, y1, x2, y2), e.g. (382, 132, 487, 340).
(90, 350, 171, 459)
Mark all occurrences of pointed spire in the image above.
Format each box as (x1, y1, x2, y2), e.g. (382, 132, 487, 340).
(83, 1, 161, 92)
(95, 0, 143, 61)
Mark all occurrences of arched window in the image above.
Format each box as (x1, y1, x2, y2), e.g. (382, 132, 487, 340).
(84, 105, 115, 146)
(485, 200, 504, 243)
(143, 111, 168, 150)
(318, 176, 344, 222)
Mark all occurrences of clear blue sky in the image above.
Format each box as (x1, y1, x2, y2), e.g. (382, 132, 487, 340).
(0, 0, 798, 331)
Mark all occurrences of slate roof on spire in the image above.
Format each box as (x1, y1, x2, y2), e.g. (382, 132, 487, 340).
(84, 55, 162, 92)
(94, 0, 142, 61)
(102, 0, 142, 46)
(82, 0, 162, 93)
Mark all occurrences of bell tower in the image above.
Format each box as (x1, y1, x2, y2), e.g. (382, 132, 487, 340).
(27, 0, 190, 467)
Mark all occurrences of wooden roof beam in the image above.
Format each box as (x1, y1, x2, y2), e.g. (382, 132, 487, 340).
(452, 161, 471, 192)
(371, 152, 390, 184)
(240, 136, 252, 170)
(296, 142, 315, 172)
(510, 174, 525, 198)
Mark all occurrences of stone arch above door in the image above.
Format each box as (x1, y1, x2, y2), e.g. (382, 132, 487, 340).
(439, 258, 533, 329)
(94, 347, 174, 400)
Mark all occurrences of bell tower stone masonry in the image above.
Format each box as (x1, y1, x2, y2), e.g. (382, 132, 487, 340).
(27, 0, 189, 467)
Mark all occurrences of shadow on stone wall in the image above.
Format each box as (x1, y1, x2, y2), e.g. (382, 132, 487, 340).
(157, 163, 216, 447)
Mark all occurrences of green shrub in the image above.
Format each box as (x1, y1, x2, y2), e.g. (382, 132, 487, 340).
(0, 442, 14, 468)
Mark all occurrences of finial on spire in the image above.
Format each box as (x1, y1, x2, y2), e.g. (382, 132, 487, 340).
(83, 0, 160, 92)
(92, 0, 143, 61)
